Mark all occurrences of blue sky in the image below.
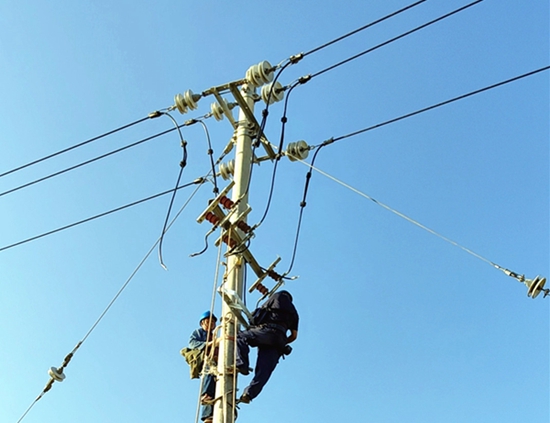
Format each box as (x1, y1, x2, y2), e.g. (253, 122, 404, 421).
(1, 1, 548, 422)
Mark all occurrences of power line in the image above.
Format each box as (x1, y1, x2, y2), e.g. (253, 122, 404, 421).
(0, 126, 179, 198)
(302, 0, 427, 58)
(310, 0, 483, 80)
(0, 115, 152, 180)
(317, 65, 550, 146)
(0, 178, 206, 253)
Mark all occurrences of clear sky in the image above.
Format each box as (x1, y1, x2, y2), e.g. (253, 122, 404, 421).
(1, 1, 548, 422)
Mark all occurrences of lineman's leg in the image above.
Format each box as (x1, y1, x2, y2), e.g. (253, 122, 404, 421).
(243, 346, 281, 400)
(201, 374, 216, 421)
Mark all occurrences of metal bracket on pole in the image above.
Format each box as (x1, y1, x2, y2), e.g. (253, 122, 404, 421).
(197, 181, 235, 223)
(228, 84, 277, 160)
(249, 256, 282, 293)
(218, 286, 253, 329)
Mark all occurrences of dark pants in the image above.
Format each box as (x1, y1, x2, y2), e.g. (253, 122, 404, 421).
(201, 373, 216, 421)
(236, 325, 286, 400)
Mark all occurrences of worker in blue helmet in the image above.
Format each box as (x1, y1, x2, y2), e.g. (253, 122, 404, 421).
(188, 311, 218, 423)
(236, 290, 299, 404)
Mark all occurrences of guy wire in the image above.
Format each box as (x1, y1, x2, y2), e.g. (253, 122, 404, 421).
(15, 176, 208, 423)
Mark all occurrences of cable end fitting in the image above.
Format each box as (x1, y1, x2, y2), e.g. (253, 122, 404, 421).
(298, 75, 312, 85)
(289, 53, 304, 64)
(148, 111, 162, 119)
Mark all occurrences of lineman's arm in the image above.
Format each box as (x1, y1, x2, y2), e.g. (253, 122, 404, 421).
(286, 330, 298, 344)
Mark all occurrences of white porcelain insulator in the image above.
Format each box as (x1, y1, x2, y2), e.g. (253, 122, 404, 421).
(261, 81, 284, 104)
(211, 101, 225, 121)
(184, 89, 199, 110)
(246, 61, 273, 87)
(219, 160, 235, 180)
(48, 367, 66, 382)
(174, 93, 188, 114)
(286, 140, 309, 162)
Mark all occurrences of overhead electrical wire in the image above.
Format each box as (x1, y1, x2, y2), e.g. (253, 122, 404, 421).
(15, 177, 208, 423)
(157, 112, 189, 270)
(301, 0, 427, 58)
(252, 0, 484, 230)
(0, 115, 152, 180)
(315, 65, 550, 148)
(0, 126, 180, 198)
(314, 0, 483, 79)
(255, 81, 301, 228)
(0, 178, 206, 254)
(245, 0, 428, 202)
(289, 0, 484, 91)
(285, 145, 326, 276)
(0, 111, 216, 199)
(278, 65, 549, 278)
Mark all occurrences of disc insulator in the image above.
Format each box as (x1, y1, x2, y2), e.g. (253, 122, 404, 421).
(261, 81, 284, 104)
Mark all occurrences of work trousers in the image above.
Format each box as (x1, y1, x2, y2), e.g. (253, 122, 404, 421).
(201, 373, 216, 421)
(236, 325, 286, 400)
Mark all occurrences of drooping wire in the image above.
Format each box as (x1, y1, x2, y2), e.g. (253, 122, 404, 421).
(311, 0, 483, 80)
(15, 177, 208, 423)
(196, 119, 219, 195)
(285, 145, 325, 275)
(242, 62, 293, 201)
(302, 0, 427, 58)
(0, 115, 152, 180)
(311, 65, 550, 149)
(0, 178, 205, 254)
(255, 81, 301, 228)
(0, 125, 180, 198)
(157, 112, 189, 270)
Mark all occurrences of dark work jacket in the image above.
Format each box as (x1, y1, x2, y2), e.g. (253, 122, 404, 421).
(258, 291, 299, 331)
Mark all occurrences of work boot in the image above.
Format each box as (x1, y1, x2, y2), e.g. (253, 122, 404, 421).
(238, 393, 251, 404)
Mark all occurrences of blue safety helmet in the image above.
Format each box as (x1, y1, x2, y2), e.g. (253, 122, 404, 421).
(199, 311, 217, 324)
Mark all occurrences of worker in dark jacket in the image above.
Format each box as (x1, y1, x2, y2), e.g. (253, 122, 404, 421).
(236, 290, 299, 404)
(189, 311, 218, 423)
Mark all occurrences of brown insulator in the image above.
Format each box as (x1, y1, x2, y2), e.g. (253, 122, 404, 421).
(256, 283, 269, 295)
(219, 196, 234, 209)
(222, 234, 237, 248)
(236, 221, 252, 233)
(205, 211, 221, 226)
(267, 269, 282, 280)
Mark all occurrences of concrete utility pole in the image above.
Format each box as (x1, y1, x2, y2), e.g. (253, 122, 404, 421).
(213, 83, 254, 423)
(176, 60, 300, 423)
